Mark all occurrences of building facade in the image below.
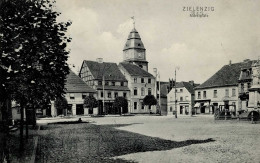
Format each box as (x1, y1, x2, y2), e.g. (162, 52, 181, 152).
(195, 86, 238, 114)
(167, 81, 196, 116)
(238, 59, 255, 111)
(248, 60, 260, 110)
(79, 60, 130, 115)
(119, 62, 155, 113)
(194, 60, 254, 115)
(64, 70, 96, 116)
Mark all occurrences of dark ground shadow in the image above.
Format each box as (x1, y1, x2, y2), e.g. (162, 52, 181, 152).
(36, 123, 215, 163)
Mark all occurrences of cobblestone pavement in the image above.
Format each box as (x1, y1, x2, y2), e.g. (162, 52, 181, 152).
(37, 115, 260, 163)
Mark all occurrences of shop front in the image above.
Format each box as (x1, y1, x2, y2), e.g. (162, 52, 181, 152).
(194, 99, 212, 114)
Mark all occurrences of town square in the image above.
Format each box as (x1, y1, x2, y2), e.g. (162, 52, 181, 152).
(1, 0, 260, 162)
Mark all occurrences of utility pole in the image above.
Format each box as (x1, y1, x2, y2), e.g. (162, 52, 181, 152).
(153, 68, 160, 114)
(175, 68, 177, 118)
(102, 75, 105, 115)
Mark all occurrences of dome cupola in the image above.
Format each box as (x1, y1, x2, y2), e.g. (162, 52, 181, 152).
(123, 28, 146, 51)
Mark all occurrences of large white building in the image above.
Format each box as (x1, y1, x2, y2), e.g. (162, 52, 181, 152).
(119, 62, 155, 113)
(194, 60, 254, 115)
(79, 60, 130, 115)
(167, 81, 197, 116)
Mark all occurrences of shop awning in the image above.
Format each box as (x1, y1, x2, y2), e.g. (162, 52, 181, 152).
(204, 103, 209, 107)
(194, 103, 200, 107)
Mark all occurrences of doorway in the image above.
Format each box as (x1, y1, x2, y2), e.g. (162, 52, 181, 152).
(76, 104, 84, 115)
(201, 103, 205, 113)
(213, 103, 218, 114)
(180, 106, 183, 114)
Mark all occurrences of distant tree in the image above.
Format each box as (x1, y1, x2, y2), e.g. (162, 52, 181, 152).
(114, 97, 128, 114)
(0, 0, 71, 149)
(143, 95, 157, 110)
(84, 96, 98, 112)
(55, 96, 68, 116)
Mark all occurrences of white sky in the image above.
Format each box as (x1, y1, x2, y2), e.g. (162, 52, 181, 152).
(55, 0, 260, 83)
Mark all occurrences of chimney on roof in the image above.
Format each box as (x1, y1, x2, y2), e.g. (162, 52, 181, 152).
(189, 80, 194, 86)
(96, 58, 103, 63)
(229, 60, 232, 65)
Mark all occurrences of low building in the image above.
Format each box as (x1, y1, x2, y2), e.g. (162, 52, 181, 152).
(35, 70, 97, 117)
(194, 60, 254, 115)
(167, 81, 197, 116)
(79, 59, 130, 115)
(118, 62, 156, 113)
(64, 70, 96, 116)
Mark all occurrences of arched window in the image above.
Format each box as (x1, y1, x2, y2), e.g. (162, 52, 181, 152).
(141, 87, 145, 96)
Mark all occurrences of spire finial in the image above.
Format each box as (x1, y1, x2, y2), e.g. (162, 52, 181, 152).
(131, 16, 135, 29)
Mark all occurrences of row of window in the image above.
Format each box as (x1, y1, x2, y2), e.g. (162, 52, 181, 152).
(179, 96, 189, 101)
(197, 88, 236, 99)
(175, 89, 183, 93)
(97, 81, 126, 86)
(134, 87, 152, 96)
(133, 78, 152, 84)
(69, 92, 127, 100)
(69, 93, 93, 100)
(99, 91, 127, 99)
(170, 96, 189, 102)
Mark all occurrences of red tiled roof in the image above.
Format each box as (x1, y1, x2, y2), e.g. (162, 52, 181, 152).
(195, 61, 255, 89)
(65, 70, 96, 93)
(84, 61, 127, 81)
(119, 62, 154, 77)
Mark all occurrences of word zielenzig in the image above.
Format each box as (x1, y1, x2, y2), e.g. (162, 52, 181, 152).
(183, 6, 215, 12)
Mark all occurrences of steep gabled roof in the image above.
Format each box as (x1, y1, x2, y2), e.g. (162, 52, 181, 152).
(175, 82, 196, 94)
(195, 60, 255, 89)
(119, 62, 154, 78)
(84, 61, 127, 81)
(65, 70, 96, 93)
